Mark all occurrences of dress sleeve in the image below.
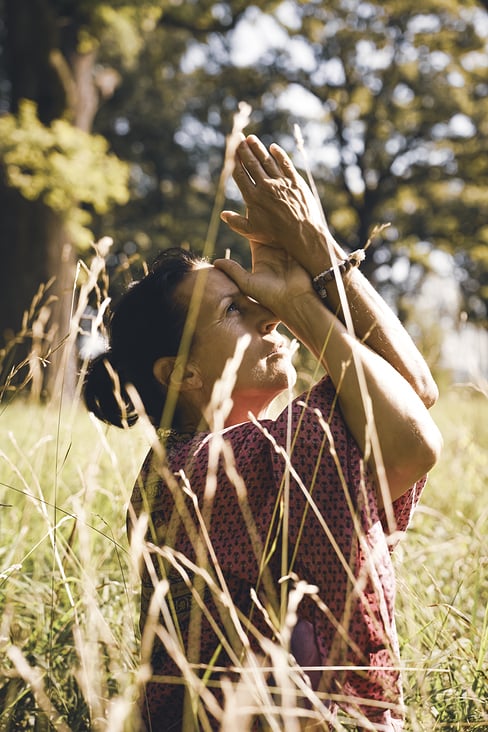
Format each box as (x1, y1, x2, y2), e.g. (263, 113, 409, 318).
(270, 375, 426, 550)
(379, 475, 427, 550)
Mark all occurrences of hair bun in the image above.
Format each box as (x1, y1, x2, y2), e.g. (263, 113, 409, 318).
(83, 352, 138, 427)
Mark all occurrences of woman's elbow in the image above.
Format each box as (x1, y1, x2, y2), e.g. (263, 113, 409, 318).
(384, 420, 443, 500)
(409, 415, 443, 477)
(421, 421, 443, 472)
(414, 372, 440, 409)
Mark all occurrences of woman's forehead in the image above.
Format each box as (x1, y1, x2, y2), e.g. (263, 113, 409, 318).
(176, 265, 240, 312)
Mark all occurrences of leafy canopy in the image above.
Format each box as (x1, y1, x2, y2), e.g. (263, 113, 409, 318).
(0, 100, 129, 247)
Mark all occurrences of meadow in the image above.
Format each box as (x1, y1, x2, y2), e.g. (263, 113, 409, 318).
(0, 371, 486, 730)
(0, 225, 487, 731)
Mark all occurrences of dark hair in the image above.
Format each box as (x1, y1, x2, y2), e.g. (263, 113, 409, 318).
(83, 247, 204, 428)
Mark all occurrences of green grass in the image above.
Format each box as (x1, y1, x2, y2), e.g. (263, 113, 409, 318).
(396, 384, 488, 730)
(0, 399, 147, 730)
(0, 383, 487, 730)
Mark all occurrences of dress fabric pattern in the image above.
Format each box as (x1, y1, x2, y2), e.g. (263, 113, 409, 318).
(129, 376, 425, 731)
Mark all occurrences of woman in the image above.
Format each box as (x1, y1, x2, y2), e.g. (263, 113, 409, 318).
(84, 135, 442, 730)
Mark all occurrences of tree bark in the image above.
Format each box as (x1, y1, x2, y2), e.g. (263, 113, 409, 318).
(5, 0, 66, 122)
(0, 0, 97, 400)
(0, 179, 77, 397)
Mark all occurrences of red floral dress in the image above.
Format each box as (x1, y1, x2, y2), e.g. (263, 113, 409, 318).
(129, 376, 425, 730)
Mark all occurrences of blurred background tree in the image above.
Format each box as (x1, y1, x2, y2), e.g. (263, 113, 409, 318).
(0, 0, 486, 397)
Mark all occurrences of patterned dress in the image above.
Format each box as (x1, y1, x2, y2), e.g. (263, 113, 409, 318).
(128, 376, 425, 731)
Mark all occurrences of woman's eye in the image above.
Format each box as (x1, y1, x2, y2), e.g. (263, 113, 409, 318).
(227, 302, 240, 314)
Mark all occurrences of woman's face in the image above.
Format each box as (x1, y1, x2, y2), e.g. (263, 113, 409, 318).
(175, 264, 296, 423)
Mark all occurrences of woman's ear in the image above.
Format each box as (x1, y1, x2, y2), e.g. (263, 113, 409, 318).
(153, 356, 203, 391)
(152, 356, 174, 388)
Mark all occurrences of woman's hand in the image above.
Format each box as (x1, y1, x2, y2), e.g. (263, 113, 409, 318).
(214, 241, 316, 325)
(219, 133, 439, 409)
(220, 135, 334, 276)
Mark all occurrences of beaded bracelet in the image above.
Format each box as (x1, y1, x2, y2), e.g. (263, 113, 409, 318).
(312, 248, 366, 299)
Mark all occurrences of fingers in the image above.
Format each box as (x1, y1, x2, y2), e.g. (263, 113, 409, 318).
(221, 210, 270, 243)
(213, 258, 253, 296)
(230, 137, 301, 211)
(233, 135, 288, 186)
(269, 142, 299, 183)
(220, 210, 250, 236)
(244, 135, 298, 183)
(236, 137, 270, 183)
(245, 135, 282, 177)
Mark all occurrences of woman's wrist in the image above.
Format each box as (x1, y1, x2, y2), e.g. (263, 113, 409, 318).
(276, 288, 334, 341)
(312, 248, 366, 300)
(283, 220, 347, 278)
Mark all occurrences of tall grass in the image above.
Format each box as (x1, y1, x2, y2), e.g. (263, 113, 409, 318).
(396, 384, 488, 730)
(0, 399, 147, 730)
(0, 117, 487, 727)
(1, 298, 487, 730)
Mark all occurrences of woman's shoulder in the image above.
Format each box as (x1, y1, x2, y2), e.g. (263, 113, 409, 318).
(271, 376, 347, 439)
(276, 375, 338, 418)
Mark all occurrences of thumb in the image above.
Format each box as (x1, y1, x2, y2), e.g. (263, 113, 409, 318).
(220, 210, 250, 236)
(213, 258, 253, 296)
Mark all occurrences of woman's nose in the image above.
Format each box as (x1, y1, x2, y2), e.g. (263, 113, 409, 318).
(244, 297, 280, 333)
(256, 304, 280, 334)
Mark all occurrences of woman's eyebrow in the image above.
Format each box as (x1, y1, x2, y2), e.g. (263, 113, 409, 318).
(220, 290, 242, 304)
(215, 290, 242, 317)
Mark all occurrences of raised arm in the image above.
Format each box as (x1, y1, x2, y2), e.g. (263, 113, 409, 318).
(215, 241, 442, 503)
(220, 135, 438, 408)
(217, 135, 442, 503)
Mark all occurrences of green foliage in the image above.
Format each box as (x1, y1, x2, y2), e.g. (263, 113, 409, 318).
(82, 3, 165, 66)
(87, 0, 488, 322)
(1, 0, 487, 323)
(0, 0, 487, 373)
(0, 402, 146, 730)
(282, 1, 488, 314)
(0, 100, 129, 248)
(0, 244, 485, 727)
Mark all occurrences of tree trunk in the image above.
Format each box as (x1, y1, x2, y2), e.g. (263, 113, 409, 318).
(0, 181, 76, 400)
(1, 0, 98, 400)
(44, 212, 78, 400)
(5, 0, 66, 122)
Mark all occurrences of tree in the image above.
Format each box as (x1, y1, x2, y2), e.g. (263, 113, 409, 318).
(0, 0, 277, 397)
(1, 0, 487, 401)
(284, 0, 488, 322)
(0, 0, 134, 395)
(94, 0, 488, 326)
